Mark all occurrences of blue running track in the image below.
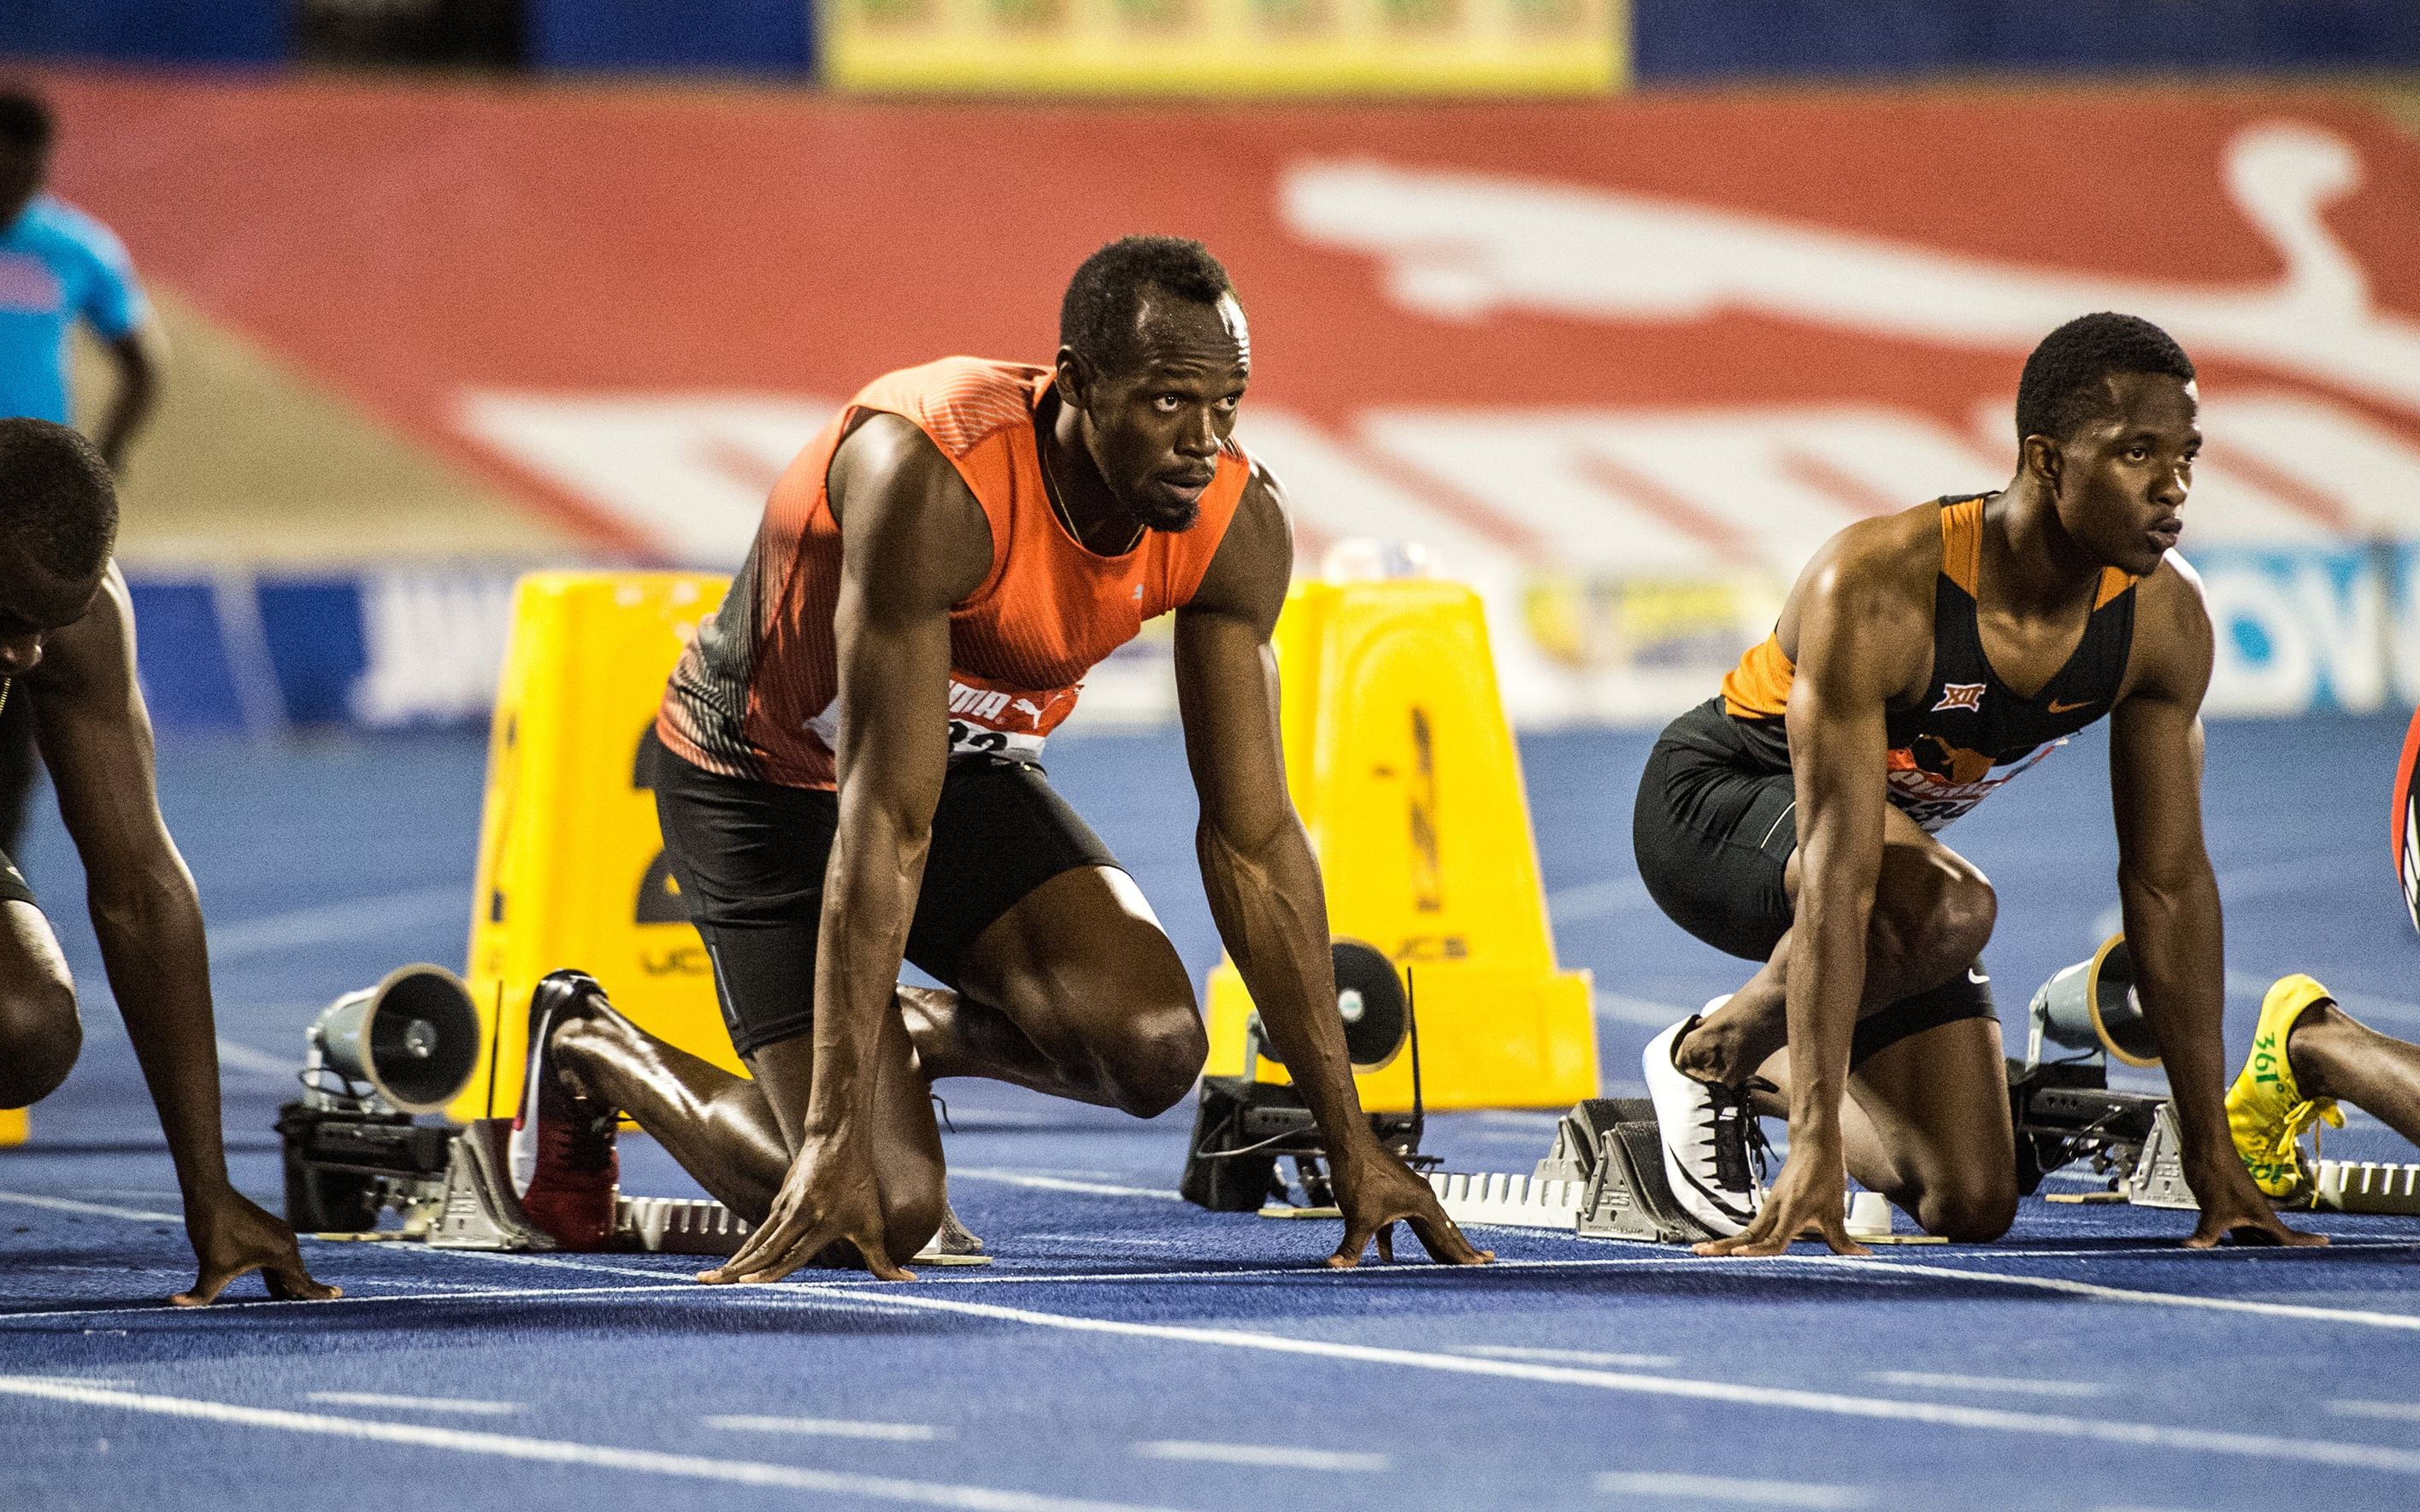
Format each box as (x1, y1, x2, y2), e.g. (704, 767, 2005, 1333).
(4, 715, 2419, 1511)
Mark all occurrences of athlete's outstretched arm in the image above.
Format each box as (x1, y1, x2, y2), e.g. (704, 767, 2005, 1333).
(1175, 469, 1486, 1268)
(30, 567, 335, 1305)
(2110, 568, 2318, 1247)
(701, 415, 992, 1285)
(1699, 550, 1910, 1257)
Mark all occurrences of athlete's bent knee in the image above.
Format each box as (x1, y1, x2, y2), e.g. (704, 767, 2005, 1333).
(0, 975, 79, 1109)
(1874, 859, 1996, 988)
(1912, 1179, 2017, 1244)
(1100, 1005, 1207, 1119)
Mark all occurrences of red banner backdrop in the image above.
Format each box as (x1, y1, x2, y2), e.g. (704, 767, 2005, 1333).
(42, 75, 2420, 719)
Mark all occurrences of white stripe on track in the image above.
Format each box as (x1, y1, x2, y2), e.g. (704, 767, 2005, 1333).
(1457, 1346, 1681, 1368)
(208, 885, 465, 962)
(708, 1415, 948, 1441)
(308, 1391, 521, 1415)
(1789, 1254, 2420, 1333)
(795, 1287, 2420, 1478)
(1133, 1439, 1387, 1472)
(213, 1038, 295, 1079)
(0, 1377, 1179, 1512)
(0, 1280, 694, 1326)
(1595, 1470, 1868, 1507)
(2329, 1399, 2420, 1423)
(1865, 1371, 2106, 1397)
(0, 1191, 181, 1222)
(948, 1169, 1182, 1202)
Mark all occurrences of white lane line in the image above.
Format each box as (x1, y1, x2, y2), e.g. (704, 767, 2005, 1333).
(0, 1377, 1174, 1511)
(1598, 993, 1694, 1028)
(9, 1376, 137, 1388)
(708, 1415, 949, 1442)
(2329, 1399, 2420, 1423)
(1023, 1235, 1185, 1248)
(307, 1391, 521, 1415)
(214, 1038, 294, 1079)
(804, 1287, 2420, 1477)
(1595, 1470, 1868, 1507)
(1790, 1255, 2420, 1333)
(0, 1191, 181, 1222)
(1866, 1371, 2106, 1398)
(949, 1169, 1181, 1202)
(0, 1280, 697, 1327)
(1456, 1345, 1681, 1368)
(208, 885, 465, 962)
(1133, 1440, 1388, 1472)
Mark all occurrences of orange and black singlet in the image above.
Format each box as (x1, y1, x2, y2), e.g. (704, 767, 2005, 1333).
(1715, 495, 2139, 832)
(657, 357, 1251, 790)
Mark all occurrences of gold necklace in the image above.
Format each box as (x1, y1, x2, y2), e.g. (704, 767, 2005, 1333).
(1038, 409, 1142, 556)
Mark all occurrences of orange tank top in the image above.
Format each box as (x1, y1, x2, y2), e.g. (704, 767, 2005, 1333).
(657, 357, 1251, 789)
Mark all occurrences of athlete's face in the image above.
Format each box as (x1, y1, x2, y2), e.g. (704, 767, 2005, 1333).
(1064, 294, 1250, 532)
(2044, 372, 2199, 579)
(0, 538, 99, 679)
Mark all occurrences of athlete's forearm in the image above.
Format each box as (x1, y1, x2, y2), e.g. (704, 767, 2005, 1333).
(805, 809, 930, 1144)
(1197, 815, 1375, 1156)
(2120, 859, 2233, 1163)
(1782, 829, 1878, 1137)
(96, 330, 161, 471)
(88, 856, 235, 1204)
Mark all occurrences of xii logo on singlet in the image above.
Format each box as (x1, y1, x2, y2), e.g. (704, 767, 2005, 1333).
(1932, 683, 1986, 713)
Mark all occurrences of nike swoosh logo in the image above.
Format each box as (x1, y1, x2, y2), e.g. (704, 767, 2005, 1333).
(1968, 968, 1990, 985)
(2046, 698, 2094, 715)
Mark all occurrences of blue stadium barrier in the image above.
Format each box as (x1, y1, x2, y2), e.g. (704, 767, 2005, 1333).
(130, 569, 516, 733)
(0, 0, 287, 64)
(1632, 0, 2420, 80)
(525, 0, 815, 74)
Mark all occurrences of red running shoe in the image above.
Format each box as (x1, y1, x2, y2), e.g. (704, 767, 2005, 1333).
(508, 969, 619, 1250)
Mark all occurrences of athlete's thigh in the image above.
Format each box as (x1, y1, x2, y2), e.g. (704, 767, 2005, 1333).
(1782, 799, 1983, 905)
(953, 863, 1197, 1055)
(1845, 1014, 2015, 1202)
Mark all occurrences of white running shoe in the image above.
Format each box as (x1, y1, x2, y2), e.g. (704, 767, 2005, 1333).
(1642, 1001, 1766, 1238)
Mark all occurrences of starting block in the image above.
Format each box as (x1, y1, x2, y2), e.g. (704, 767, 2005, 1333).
(348, 1120, 990, 1265)
(2309, 1158, 2420, 1215)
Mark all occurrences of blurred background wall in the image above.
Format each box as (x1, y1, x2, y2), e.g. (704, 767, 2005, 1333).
(6, 1, 2420, 735)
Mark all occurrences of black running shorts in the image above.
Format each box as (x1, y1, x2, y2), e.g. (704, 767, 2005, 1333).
(651, 743, 1122, 1058)
(1633, 699, 1994, 1068)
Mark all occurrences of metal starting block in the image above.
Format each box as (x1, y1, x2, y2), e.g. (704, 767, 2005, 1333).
(2309, 1158, 2420, 1215)
(1420, 1098, 1716, 1244)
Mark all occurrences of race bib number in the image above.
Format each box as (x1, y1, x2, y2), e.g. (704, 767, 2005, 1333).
(944, 680, 1069, 761)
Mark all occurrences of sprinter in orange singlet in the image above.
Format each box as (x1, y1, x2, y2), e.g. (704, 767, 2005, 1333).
(1631, 315, 2318, 1255)
(507, 237, 1485, 1279)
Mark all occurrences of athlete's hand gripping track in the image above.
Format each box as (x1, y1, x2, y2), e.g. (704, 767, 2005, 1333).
(698, 1132, 915, 1285)
(1178, 470, 1488, 1272)
(1693, 1129, 1869, 1259)
(2105, 587, 2320, 1250)
(174, 1188, 340, 1306)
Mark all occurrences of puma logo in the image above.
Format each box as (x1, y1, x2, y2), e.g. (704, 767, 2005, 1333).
(2047, 697, 2095, 715)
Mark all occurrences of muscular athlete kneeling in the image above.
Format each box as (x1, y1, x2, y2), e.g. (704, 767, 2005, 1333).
(1631, 314, 2317, 1254)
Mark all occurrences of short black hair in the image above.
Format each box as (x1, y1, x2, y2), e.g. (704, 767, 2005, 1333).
(0, 89, 54, 155)
(0, 420, 118, 581)
(2016, 313, 2195, 443)
(1059, 236, 1234, 374)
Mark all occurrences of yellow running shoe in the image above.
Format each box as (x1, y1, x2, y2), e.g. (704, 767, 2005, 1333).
(2226, 974, 2346, 1199)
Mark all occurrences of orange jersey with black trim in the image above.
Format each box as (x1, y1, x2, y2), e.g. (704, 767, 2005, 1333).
(1716, 495, 2139, 832)
(657, 357, 1251, 789)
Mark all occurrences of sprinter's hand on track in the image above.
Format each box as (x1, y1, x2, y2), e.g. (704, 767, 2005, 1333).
(1327, 1149, 1491, 1268)
(2184, 1161, 2328, 1250)
(699, 1136, 915, 1285)
(1695, 1142, 1869, 1258)
(173, 1190, 339, 1306)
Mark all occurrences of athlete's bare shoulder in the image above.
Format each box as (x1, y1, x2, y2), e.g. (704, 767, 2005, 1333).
(1185, 456, 1292, 637)
(1775, 501, 1944, 661)
(2116, 550, 2215, 705)
(24, 562, 133, 709)
(825, 411, 992, 608)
